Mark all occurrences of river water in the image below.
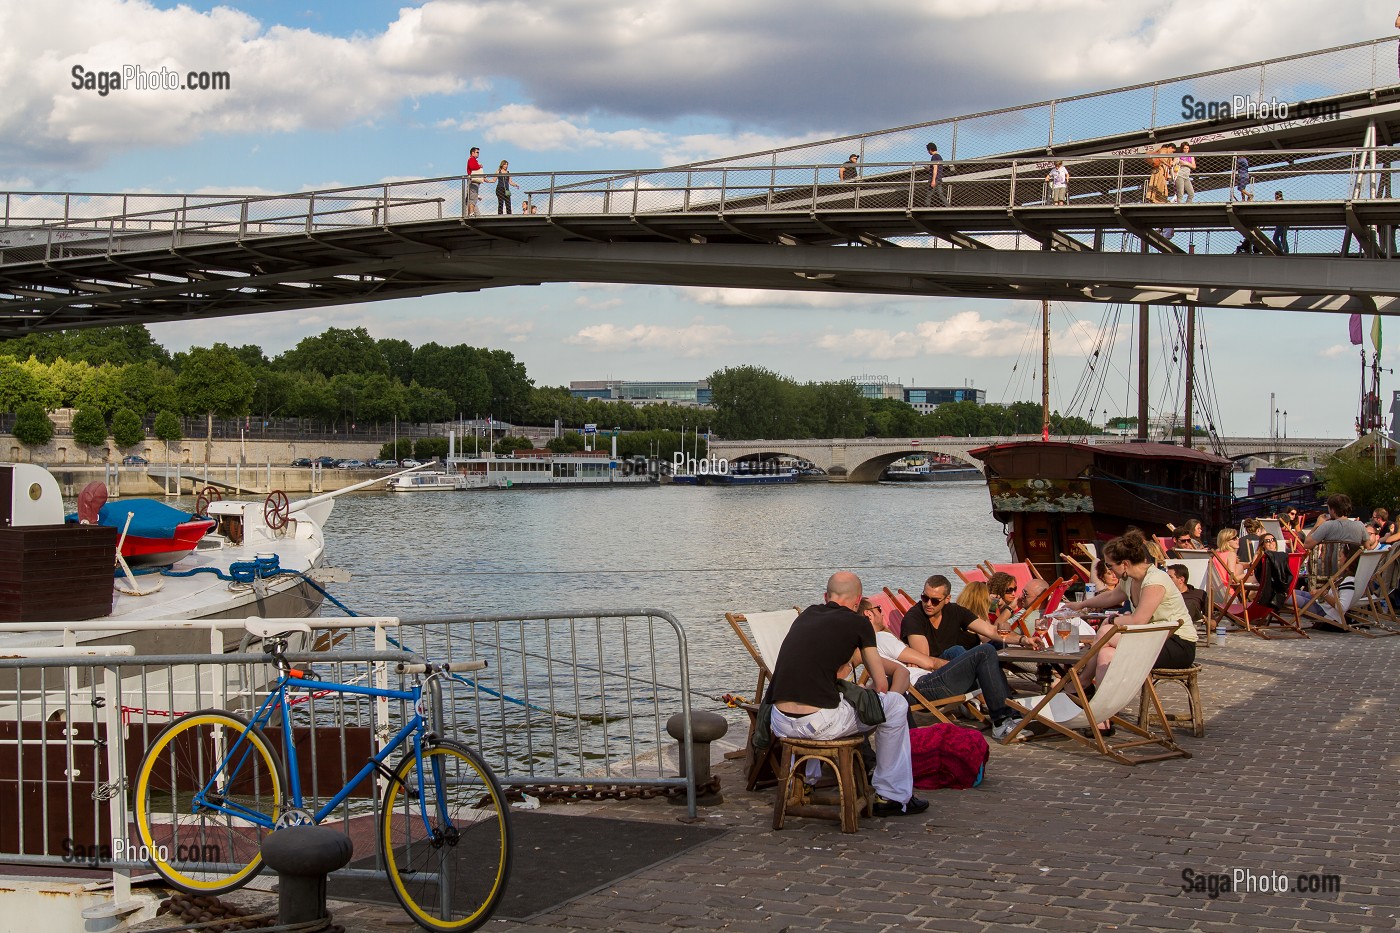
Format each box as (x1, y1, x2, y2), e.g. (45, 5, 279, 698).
(318, 480, 1008, 703)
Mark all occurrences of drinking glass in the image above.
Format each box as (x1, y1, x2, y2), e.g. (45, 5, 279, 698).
(1055, 618, 1075, 653)
(996, 615, 1013, 637)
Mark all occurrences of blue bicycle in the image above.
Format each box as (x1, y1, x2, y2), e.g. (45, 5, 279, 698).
(133, 622, 512, 932)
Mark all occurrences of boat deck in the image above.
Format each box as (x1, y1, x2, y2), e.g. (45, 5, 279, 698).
(118, 629, 1400, 932)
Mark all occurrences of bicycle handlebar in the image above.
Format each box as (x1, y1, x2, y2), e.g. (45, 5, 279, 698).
(397, 659, 488, 674)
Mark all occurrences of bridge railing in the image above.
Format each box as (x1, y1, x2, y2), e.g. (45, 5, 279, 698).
(1, 146, 1397, 266)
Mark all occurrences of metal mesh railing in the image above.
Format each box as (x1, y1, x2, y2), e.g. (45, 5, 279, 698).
(0, 146, 1397, 267)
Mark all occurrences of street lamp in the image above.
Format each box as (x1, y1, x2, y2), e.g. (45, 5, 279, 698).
(1283, 410, 1288, 439)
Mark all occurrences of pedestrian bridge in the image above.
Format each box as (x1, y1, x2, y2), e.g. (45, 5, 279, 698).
(1, 37, 1400, 334)
(708, 436, 1347, 482)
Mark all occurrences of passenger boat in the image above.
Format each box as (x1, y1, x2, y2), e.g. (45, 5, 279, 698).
(880, 459, 982, 483)
(969, 440, 1233, 579)
(386, 470, 468, 491)
(446, 450, 657, 489)
(704, 462, 798, 485)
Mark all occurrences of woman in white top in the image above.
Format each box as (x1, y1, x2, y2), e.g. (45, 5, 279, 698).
(1064, 530, 1198, 687)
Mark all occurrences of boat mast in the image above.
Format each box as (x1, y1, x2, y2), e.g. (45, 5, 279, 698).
(1183, 304, 1195, 448)
(1041, 298, 1050, 440)
(1137, 304, 1149, 441)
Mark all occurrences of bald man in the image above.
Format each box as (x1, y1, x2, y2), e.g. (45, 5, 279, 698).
(768, 571, 927, 816)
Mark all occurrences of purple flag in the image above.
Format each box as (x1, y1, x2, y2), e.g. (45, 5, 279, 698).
(1350, 313, 1364, 345)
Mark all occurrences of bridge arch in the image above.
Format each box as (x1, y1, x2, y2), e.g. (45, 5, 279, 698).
(845, 449, 982, 483)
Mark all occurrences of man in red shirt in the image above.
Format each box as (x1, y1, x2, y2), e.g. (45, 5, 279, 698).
(466, 146, 484, 216)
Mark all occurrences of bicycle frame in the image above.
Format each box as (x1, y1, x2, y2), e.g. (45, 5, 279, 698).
(193, 666, 446, 837)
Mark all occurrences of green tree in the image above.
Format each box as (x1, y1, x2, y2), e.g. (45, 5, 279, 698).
(71, 407, 109, 452)
(493, 434, 535, 455)
(546, 433, 587, 453)
(380, 438, 415, 460)
(111, 407, 145, 448)
(799, 381, 868, 438)
(117, 360, 179, 416)
(154, 410, 181, 463)
(276, 327, 387, 378)
(175, 344, 256, 464)
(13, 401, 54, 453)
(153, 410, 182, 442)
(413, 436, 449, 460)
(708, 365, 802, 440)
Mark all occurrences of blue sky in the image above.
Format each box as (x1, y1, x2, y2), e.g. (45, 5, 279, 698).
(4, 0, 1397, 437)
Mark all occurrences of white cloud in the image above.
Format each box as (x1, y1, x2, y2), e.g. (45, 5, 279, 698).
(815, 310, 1105, 360)
(1320, 343, 1354, 359)
(676, 287, 890, 309)
(451, 104, 669, 152)
(566, 320, 743, 357)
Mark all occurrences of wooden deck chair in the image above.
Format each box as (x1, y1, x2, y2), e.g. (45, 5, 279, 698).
(1042, 580, 1069, 615)
(869, 589, 905, 638)
(1209, 548, 1309, 639)
(954, 566, 988, 586)
(988, 562, 1038, 588)
(999, 622, 1191, 765)
(1060, 551, 1092, 584)
(1345, 549, 1400, 635)
(1206, 547, 1265, 637)
(907, 682, 986, 726)
(1294, 545, 1379, 636)
(725, 609, 799, 707)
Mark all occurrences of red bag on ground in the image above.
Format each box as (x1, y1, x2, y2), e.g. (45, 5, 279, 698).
(909, 723, 989, 790)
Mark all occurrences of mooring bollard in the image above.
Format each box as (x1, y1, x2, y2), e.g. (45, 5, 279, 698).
(665, 710, 728, 806)
(260, 825, 354, 925)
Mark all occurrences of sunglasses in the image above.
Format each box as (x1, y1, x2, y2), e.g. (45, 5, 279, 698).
(920, 594, 945, 606)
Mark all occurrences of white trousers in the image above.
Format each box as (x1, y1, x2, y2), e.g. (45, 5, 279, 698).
(770, 692, 913, 806)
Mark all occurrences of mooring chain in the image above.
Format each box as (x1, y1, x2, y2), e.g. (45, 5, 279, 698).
(506, 775, 720, 803)
(152, 892, 345, 933)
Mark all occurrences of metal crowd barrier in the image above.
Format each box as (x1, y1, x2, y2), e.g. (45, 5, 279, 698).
(0, 609, 697, 898)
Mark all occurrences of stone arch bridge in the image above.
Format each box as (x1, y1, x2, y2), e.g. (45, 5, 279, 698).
(708, 436, 1348, 482)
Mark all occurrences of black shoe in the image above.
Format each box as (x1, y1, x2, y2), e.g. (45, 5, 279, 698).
(873, 795, 929, 817)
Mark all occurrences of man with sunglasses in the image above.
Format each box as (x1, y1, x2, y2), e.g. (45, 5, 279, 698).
(899, 575, 1028, 742)
(768, 571, 928, 817)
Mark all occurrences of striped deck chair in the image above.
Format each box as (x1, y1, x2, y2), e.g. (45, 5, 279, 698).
(1345, 549, 1400, 635)
(1209, 548, 1309, 639)
(1000, 622, 1190, 765)
(1294, 544, 1377, 636)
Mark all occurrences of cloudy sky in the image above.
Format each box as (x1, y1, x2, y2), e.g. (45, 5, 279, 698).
(4, 0, 1397, 437)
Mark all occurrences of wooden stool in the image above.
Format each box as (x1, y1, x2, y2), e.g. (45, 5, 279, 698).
(771, 736, 875, 834)
(1137, 665, 1205, 737)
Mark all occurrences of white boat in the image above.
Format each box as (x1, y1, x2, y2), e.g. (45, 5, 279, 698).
(446, 451, 657, 489)
(386, 470, 468, 491)
(0, 461, 416, 656)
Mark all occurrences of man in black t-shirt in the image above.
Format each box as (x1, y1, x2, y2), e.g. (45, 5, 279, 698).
(769, 571, 927, 817)
(899, 574, 1029, 742)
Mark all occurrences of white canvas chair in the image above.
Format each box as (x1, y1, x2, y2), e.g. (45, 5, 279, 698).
(999, 622, 1191, 765)
(1344, 549, 1400, 635)
(725, 609, 799, 703)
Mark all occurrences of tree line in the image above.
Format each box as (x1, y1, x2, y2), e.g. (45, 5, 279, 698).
(707, 365, 1102, 440)
(0, 327, 1100, 457)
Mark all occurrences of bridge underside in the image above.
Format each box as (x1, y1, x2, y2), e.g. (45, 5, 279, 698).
(3, 205, 1400, 334)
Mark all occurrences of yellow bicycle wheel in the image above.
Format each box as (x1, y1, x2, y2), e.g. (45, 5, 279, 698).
(380, 740, 512, 931)
(134, 710, 284, 893)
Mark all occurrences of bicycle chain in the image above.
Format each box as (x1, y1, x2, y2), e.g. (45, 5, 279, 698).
(507, 775, 720, 803)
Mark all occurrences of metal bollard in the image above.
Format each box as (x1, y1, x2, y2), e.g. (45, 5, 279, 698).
(665, 710, 728, 806)
(260, 825, 354, 926)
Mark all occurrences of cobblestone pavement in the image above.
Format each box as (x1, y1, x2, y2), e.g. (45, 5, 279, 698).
(216, 631, 1400, 932)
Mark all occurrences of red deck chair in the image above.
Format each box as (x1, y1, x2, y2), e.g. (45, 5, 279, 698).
(869, 589, 906, 639)
(1209, 548, 1309, 639)
(953, 566, 987, 586)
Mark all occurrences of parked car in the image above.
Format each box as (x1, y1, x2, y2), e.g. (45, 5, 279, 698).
(370, 459, 399, 469)
(311, 456, 339, 467)
(290, 457, 312, 467)
(121, 455, 149, 466)
(337, 459, 367, 469)
(400, 458, 423, 468)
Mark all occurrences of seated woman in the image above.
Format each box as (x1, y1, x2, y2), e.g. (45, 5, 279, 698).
(1211, 527, 1249, 600)
(1176, 517, 1207, 550)
(1065, 530, 1198, 684)
(957, 580, 992, 624)
(1094, 559, 1120, 592)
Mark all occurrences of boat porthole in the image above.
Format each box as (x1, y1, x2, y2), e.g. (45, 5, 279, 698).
(28, 482, 42, 500)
